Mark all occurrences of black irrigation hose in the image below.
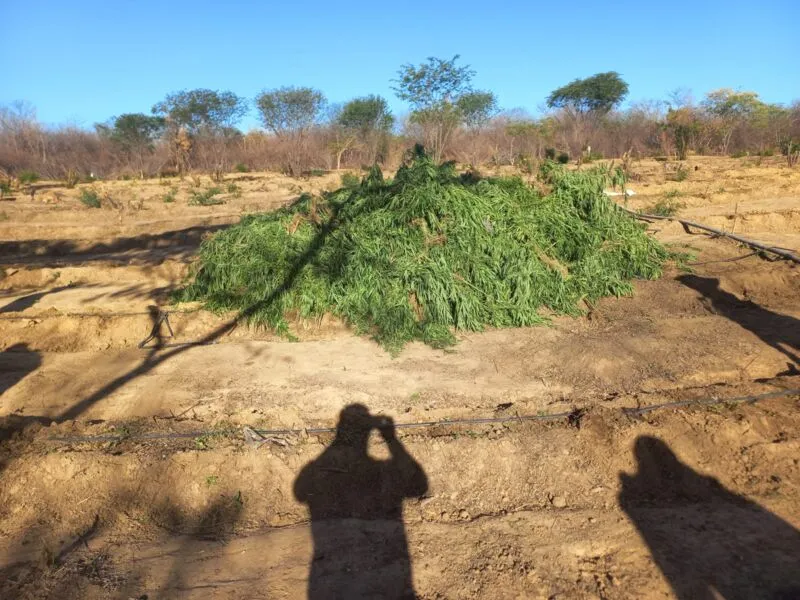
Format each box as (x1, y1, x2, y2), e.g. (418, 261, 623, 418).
(620, 205, 800, 264)
(0, 310, 154, 321)
(45, 388, 800, 445)
(0, 308, 201, 321)
(621, 387, 800, 415)
(47, 410, 577, 444)
(687, 250, 761, 266)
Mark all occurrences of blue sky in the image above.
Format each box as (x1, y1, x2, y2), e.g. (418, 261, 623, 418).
(2, 0, 798, 130)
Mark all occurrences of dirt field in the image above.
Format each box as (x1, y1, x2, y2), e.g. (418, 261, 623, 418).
(1, 156, 799, 599)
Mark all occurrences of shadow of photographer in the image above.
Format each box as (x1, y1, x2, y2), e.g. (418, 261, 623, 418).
(294, 404, 428, 599)
(620, 436, 800, 599)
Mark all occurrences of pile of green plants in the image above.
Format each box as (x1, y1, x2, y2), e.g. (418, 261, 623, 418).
(177, 148, 668, 352)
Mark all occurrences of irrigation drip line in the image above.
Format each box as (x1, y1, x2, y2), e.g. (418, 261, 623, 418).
(621, 387, 799, 415)
(0, 307, 201, 321)
(45, 387, 800, 445)
(687, 250, 762, 266)
(620, 206, 800, 264)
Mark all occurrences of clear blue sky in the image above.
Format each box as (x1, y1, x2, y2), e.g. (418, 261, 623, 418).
(2, 0, 798, 130)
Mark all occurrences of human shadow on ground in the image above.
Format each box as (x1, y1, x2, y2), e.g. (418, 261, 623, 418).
(0, 343, 41, 396)
(0, 224, 229, 268)
(0, 285, 81, 313)
(679, 274, 800, 371)
(0, 196, 346, 468)
(619, 436, 800, 600)
(294, 404, 428, 600)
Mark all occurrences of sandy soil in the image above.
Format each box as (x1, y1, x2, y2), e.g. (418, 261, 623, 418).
(1, 157, 799, 599)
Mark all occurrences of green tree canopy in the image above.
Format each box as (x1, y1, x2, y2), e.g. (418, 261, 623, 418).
(255, 87, 326, 136)
(393, 55, 475, 110)
(702, 89, 764, 120)
(337, 95, 394, 134)
(98, 113, 166, 150)
(152, 89, 247, 133)
(547, 72, 629, 115)
(393, 55, 494, 161)
(456, 91, 498, 129)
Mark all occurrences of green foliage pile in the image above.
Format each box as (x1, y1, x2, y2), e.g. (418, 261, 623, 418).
(178, 149, 668, 352)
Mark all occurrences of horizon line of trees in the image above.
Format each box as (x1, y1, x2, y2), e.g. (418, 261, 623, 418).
(2, 56, 799, 182)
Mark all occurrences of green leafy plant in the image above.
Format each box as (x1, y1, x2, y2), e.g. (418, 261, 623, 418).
(644, 198, 684, 216)
(557, 152, 570, 164)
(176, 148, 667, 353)
(0, 181, 11, 197)
(162, 188, 177, 203)
(664, 189, 682, 199)
(582, 150, 603, 163)
(18, 170, 40, 185)
(340, 172, 360, 188)
(234, 162, 250, 173)
(79, 189, 102, 208)
(666, 164, 689, 182)
(226, 182, 242, 198)
(189, 186, 224, 206)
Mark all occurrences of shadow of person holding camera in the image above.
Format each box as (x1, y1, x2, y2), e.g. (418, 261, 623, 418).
(620, 436, 800, 600)
(294, 404, 428, 600)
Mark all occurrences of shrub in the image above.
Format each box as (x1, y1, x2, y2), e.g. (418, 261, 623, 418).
(556, 152, 570, 164)
(666, 164, 689, 182)
(226, 182, 242, 198)
(177, 149, 667, 353)
(79, 189, 102, 208)
(582, 151, 604, 163)
(0, 181, 11, 197)
(644, 198, 684, 217)
(340, 172, 360, 188)
(234, 163, 250, 173)
(189, 186, 224, 206)
(18, 170, 40, 185)
(544, 147, 556, 160)
(162, 188, 177, 203)
(730, 150, 747, 159)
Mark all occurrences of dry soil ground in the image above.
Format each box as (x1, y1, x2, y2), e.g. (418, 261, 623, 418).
(0, 156, 799, 599)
